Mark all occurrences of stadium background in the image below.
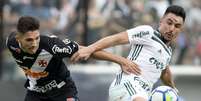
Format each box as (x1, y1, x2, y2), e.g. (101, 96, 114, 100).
(0, 0, 201, 101)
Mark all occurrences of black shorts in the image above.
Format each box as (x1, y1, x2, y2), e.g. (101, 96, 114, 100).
(24, 83, 79, 101)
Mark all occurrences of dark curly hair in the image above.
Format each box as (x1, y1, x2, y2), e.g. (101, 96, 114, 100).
(17, 16, 40, 34)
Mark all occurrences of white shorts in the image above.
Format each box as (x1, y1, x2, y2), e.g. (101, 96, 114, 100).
(109, 72, 153, 101)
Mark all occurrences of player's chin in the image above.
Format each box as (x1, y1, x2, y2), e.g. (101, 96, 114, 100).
(164, 36, 172, 42)
(28, 49, 37, 54)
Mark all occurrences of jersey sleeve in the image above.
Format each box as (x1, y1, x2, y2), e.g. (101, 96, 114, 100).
(126, 25, 154, 45)
(44, 36, 79, 58)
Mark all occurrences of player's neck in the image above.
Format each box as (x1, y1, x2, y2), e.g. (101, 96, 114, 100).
(156, 29, 170, 45)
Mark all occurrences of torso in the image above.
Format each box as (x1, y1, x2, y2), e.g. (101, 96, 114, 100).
(126, 25, 172, 85)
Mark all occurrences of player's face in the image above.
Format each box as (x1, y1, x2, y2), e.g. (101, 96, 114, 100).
(17, 30, 40, 54)
(159, 13, 184, 42)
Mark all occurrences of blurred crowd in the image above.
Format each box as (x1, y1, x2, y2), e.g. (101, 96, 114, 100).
(2, 0, 201, 68)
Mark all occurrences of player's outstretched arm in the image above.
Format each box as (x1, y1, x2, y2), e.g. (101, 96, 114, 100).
(70, 31, 129, 63)
(71, 46, 141, 75)
(160, 66, 178, 92)
(91, 50, 141, 75)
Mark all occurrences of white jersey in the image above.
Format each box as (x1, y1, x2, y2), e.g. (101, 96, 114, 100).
(109, 25, 172, 101)
(126, 25, 172, 85)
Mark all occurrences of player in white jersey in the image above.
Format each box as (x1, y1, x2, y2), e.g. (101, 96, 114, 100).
(71, 5, 186, 101)
(108, 25, 172, 101)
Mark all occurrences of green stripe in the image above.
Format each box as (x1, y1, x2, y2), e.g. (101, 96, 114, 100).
(131, 44, 139, 60)
(124, 82, 136, 96)
(128, 81, 136, 94)
(115, 71, 123, 85)
(153, 30, 161, 38)
(151, 36, 171, 56)
(134, 45, 143, 60)
(131, 45, 143, 60)
(115, 74, 119, 85)
(124, 83, 133, 96)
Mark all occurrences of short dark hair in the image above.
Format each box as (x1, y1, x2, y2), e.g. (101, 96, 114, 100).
(17, 16, 40, 34)
(164, 5, 186, 22)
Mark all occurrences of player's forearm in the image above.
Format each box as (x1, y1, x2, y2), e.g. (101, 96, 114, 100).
(91, 50, 125, 65)
(161, 75, 175, 88)
(88, 32, 129, 53)
(161, 67, 176, 88)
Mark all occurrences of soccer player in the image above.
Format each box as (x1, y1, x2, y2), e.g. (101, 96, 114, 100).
(71, 5, 186, 101)
(6, 16, 141, 101)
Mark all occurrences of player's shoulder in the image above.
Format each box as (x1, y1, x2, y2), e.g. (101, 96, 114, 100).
(135, 25, 154, 31)
(126, 25, 155, 38)
(40, 34, 58, 43)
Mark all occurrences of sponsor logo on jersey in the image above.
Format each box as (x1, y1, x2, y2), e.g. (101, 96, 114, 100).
(134, 77, 151, 91)
(52, 45, 72, 54)
(62, 39, 71, 44)
(149, 57, 165, 70)
(27, 80, 66, 93)
(132, 31, 149, 38)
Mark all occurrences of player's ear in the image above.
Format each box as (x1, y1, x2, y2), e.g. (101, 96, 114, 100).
(15, 32, 22, 41)
(159, 17, 163, 26)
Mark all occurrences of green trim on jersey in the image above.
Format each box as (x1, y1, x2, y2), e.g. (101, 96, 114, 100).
(124, 82, 136, 96)
(151, 36, 171, 56)
(152, 30, 172, 56)
(115, 71, 123, 85)
(130, 44, 143, 60)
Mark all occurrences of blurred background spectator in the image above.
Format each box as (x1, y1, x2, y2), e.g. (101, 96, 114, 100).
(1, 0, 201, 101)
(1, 0, 201, 77)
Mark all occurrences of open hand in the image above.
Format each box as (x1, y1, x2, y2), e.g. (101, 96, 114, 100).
(120, 58, 141, 75)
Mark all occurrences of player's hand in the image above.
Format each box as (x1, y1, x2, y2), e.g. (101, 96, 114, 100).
(70, 46, 94, 63)
(120, 58, 141, 75)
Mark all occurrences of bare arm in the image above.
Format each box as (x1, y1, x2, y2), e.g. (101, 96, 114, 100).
(89, 31, 129, 52)
(160, 66, 176, 88)
(91, 50, 141, 75)
(71, 46, 141, 75)
(70, 31, 129, 62)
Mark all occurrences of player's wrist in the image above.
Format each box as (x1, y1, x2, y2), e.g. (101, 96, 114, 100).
(88, 45, 96, 53)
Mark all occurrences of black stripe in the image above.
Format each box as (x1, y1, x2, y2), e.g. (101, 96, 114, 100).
(151, 36, 171, 56)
